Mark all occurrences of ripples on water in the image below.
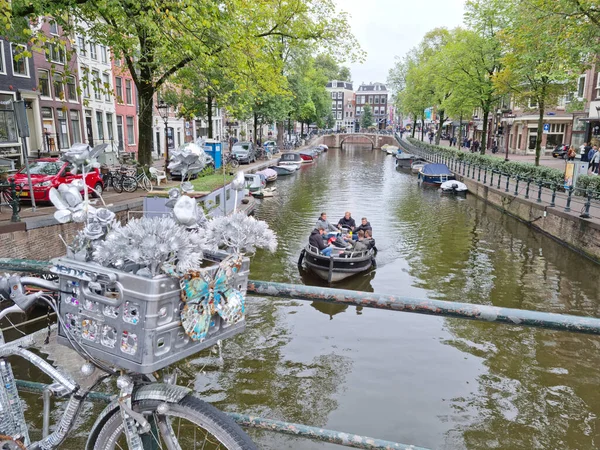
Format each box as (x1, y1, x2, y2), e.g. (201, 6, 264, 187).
(25, 145, 600, 449)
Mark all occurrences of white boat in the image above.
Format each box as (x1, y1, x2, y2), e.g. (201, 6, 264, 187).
(440, 180, 468, 194)
(270, 165, 297, 175)
(381, 144, 390, 152)
(279, 152, 302, 170)
(386, 145, 399, 155)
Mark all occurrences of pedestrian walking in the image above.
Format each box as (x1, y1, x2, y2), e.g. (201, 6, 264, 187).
(590, 146, 600, 174)
(567, 145, 576, 161)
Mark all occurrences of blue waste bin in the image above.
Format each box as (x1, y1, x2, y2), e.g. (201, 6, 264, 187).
(204, 139, 222, 169)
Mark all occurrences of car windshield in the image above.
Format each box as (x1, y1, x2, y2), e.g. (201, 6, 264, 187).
(21, 161, 63, 176)
(233, 144, 249, 152)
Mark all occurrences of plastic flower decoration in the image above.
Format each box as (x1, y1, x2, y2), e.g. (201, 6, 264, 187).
(167, 143, 206, 181)
(60, 143, 106, 174)
(49, 182, 96, 223)
(204, 212, 277, 255)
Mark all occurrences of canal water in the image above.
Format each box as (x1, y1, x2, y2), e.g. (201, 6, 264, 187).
(14, 144, 600, 449)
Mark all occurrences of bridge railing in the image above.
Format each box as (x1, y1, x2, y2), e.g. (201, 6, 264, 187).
(4, 258, 600, 449)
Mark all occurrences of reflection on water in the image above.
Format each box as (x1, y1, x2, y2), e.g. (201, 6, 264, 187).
(20, 145, 600, 449)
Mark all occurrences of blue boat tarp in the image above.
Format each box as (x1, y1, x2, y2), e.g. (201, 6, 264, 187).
(421, 163, 452, 175)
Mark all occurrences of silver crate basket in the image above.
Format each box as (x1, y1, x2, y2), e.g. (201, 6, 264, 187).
(51, 251, 249, 374)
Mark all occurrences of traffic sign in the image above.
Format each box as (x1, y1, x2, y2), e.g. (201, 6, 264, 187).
(543, 123, 550, 134)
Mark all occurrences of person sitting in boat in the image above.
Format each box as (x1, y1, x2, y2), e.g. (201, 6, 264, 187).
(309, 225, 333, 256)
(315, 212, 338, 237)
(355, 217, 372, 234)
(364, 230, 376, 250)
(337, 211, 356, 231)
(344, 230, 368, 253)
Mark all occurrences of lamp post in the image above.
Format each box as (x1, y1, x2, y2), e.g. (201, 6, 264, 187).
(156, 100, 170, 174)
(504, 113, 516, 161)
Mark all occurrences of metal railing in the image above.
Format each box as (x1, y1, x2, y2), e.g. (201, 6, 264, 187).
(4, 258, 600, 448)
(396, 135, 600, 219)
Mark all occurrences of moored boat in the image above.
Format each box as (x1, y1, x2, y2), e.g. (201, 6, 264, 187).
(299, 243, 375, 284)
(440, 180, 468, 194)
(299, 151, 315, 163)
(386, 145, 399, 155)
(410, 157, 428, 173)
(418, 163, 456, 185)
(257, 168, 278, 183)
(317, 144, 328, 152)
(244, 173, 266, 192)
(395, 152, 416, 168)
(279, 152, 303, 167)
(270, 165, 296, 175)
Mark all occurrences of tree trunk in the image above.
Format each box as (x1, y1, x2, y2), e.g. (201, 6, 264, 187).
(137, 85, 155, 166)
(253, 112, 258, 144)
(411, 115, 416, 138)
(421, 113, 425, 141)
(480, 109, 489, 154)
(276, 121, 284, 147)
(435, 110, 444, 145)
(207, 93, 213, 139)
(535, 86, 546, 166)
(300, 122, 304, 137)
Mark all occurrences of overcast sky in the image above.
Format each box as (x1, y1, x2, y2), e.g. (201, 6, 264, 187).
(334, 0, 466, 87)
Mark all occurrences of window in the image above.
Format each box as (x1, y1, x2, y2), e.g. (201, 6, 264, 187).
(66, 76, 77, 101)
(126, 116, 135, 144)
(336, 111, 342, 120)
(49, 20, 58, 35)
(528, 98, 538, 109)
(53, 73, 64, 100)
(332, 101, 336, 109)
(380, 96, 386, 104)
(332, 81, 337, 88)
(82, 66, 90, 98)
(77, 36, 86, 56)
(92, 69, 101, 99)
(100, 45, 107, 64)
(106, 113, 113, 140)
(337, 101, 342, 109)
(331, 92, 336, 99)
(47, 43, 65, 64)
(125, 79, 132, 104)
(11, 44, 29, 77)
(115, 58, 122, 67)
(337, 92, 343, 99)
(374, 96, 379, 104)
(56, 109, 69, 149)
(115, 77, 123, 103)
(117, 115, 124, 149)
(373, 106, 379, 115)
(0, 94, 17, 143)
(0, 42, 5, 74)
(90, 43, 97, 60)
(596, 73, 600, 99)
(70, 110, 81, 143)
(102, 73, 110, 101)
(96, 111, 104, 140)
(38, 70, 51, 97)
(577, 75, 586, 98)
(368, 96, 373, 104)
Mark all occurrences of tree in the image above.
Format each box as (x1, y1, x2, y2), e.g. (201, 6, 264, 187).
(360, 104, 373, 129)
(494, 0, 588, 165)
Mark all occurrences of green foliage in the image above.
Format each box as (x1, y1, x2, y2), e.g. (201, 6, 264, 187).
(360, 104, 373, 129)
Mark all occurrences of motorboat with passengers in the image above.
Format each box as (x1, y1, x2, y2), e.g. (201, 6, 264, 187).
(298, 230, 376, 284)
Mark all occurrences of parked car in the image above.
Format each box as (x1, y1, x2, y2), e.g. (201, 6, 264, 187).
(552, 144, 568, 159)
(232, 142, 256, 164)
(263, 140, 279, 154)
(10, 158, 104, 202)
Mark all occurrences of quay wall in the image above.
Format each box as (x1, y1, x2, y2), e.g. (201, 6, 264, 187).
(461, 177, 600, 263)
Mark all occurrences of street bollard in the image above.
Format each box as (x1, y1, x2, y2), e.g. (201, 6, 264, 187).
(580, 190, 592, 219)
(550, 184, 557, 207)
(10, 180, 20, 223)
(565, 186, 573, 212)
(513, 176, 519, 195)
(525, 179, 531, 199)
(536, 182, 543, 203)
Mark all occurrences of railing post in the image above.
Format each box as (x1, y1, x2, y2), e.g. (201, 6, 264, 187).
(536, 182, 543, 203)
(490, 170, 494, 186)
(580, 190, 592, 219)
(505, 174, 511, 193)
(564, 186, 573, 212)
(513, 176, 519, 195)
(525, 179, 531, 199)
(550, 184, 557, 207)
(497, 172, 502, 189)
(477, 165, 481, 182)
(462, 161, 466, 176)
(483, 167, 487, 184)
(10, 180, 20, 223)
(467, 162, 471, 178)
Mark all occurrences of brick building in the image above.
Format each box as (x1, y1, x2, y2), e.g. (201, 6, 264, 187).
(112, 56, 138, 156)
(326, 80, 354, 132)
(355, 82, 388, 130)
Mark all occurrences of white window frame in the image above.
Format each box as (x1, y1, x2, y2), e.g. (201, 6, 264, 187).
(577, 74, 586, 99)
(0, 43, 5, 75)
(90, 43, 97, 60)
(66, 75, 77, 102)
(10, 43, 30, 78)
(92, 69, 101, 100)
(528, 97, 538, 109)
(100, 45, 107, 64)
(595, 73, 600, 99)
(337, 92, 342, 99)
(102, 72, 111, 101)
(331, 92, 336, 99)
(38, 69, 51, 98)
(77, 36, 86, 56)
(126, 115, 135, 145)
(125, 79, 133, 105)
(47, 43, 65, 65)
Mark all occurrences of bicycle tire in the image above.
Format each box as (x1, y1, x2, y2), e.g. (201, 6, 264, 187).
(121, 176, 137, 193)
(113, 175, 124, 193)
(229, 158, 239, 169)
(141, 175, 152, 192)
(1, 190, 21, 212)
(90, 394, 257, 450)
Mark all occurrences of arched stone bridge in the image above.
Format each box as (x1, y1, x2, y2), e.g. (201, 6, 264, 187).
(319, 133, 397, 149)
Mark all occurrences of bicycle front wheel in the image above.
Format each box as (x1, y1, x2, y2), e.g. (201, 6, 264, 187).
(141, 175, 153, 192)
(91, 395, 257, 450)
(121, 176, 137, 193)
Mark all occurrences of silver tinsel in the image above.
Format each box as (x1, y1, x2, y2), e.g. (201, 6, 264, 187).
(204, 213, 278, 255)
(93, 216, 205, 276)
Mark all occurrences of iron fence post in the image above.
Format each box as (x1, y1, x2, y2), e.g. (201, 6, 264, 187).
(477, 165, 481, 182)
(505, 174, 511, 193)
(467, 162, 471, 178)
(536, 182, 543, 203)
(462, 161, 466, 176)
(513, 176, 519, 195)
(565, 186, 573, 212)
(525, 179, 531, 199)
(10, 180, 20, 223)
(490, 170, 494, 186)
(550, 184, 557, 207)
(483, 167, 487, 184)
(580, 190, 592, 219)
(497, 172, 502, 189)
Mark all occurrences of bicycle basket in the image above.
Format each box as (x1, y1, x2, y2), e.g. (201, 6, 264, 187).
(51, 250, 249, 373)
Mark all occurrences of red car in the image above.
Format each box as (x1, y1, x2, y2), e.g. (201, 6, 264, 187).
(11, 158, 104, 203)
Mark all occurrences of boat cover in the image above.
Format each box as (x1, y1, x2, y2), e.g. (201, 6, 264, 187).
(440, 180, 467, 191)
(257, 168, 277, 178)
(280, 153, 302, 162)
(421, 163, 453, 175)
(396, 153, 414, 159)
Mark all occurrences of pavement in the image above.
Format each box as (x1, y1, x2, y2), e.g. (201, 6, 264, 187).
(0, 142, 316, 228)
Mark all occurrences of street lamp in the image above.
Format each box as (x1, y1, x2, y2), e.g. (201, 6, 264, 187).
(504, 113, 516, 161)
(156, 99, 170, 174)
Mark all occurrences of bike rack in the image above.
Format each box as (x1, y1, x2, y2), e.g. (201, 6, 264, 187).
(5, 258, 600, 449)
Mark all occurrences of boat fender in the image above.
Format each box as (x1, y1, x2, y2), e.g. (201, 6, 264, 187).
(297, 249, 306, 268)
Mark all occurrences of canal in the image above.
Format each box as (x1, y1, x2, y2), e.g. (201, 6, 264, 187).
(14, 144, 600, 449)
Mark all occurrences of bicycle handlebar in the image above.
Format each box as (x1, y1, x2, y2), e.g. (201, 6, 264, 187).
(0, 275, 59, 318)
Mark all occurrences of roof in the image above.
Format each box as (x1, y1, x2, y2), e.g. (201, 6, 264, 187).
(421, 164, 452, 175)
(357, 82, 387, 92)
